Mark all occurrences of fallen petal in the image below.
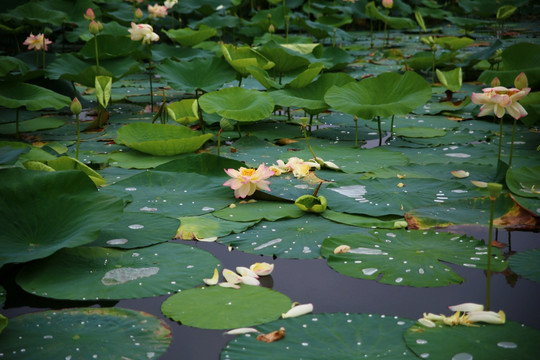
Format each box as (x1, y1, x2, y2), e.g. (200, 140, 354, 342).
(222, 269, 242, 284)
(333, 245, 351, 254)
(448, 302, 484, 313)
(203, 268, 219, 286)
(256, 327, 285, 343)
(250, 262, 274, 276)
(240, 275, 260, 286)
(418, 318, 436, 328)
(468, 310, 505, 324)
(282, 303, 313, 318)
(218, 282, 241, 289)
(451, 170, 470, 178)
(470, 180, 488, 188)
(236, 266, 259, 279)
(224, 327, 260, 335)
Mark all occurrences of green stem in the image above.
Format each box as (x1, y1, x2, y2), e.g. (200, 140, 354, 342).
(94, 34, 100, 74)
(75, 113, 80, 160)
(496, 115, 503, 171)
(354, 116, 358, 148)
(486, 197, 496, 311)
(303, 126, 318, 162)
(217, 128, 222, 156)
(237, 122, 242, 138)
(431, 48, 436, 84)
(390, 114, 395, 138)
(195, 90, 205, 133)
(377, 116, 382, 146)
(148, 61, 154, 111)
(508, 118, 517, 168)
(384, 10, 389, 47)
(370, 19, 374, 48)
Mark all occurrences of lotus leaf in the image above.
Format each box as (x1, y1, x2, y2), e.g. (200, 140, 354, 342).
(436, 67, 462, 92)
(221, 313, 417, 359)
(508, 248, 540, 283)
(0, 116, 64, 134)
(0, 82, 70, 111)
(257, 40, 312, 74)
(393, 127, 447, 138)
(115, 123, 213, 156)
(167, 99, 199, 125)
(0, 308, 171, 359)
(45, 156, 106, 186)
(0, 168, 123, 267)
(321, 210, 407, 229)
(16, 242, 219, 300)
(164, 24, 218, 47)
(213, 201, 304, 222)
(433, 36, 474, 51)
(78, 35, 148, 60)
(0, 56, 30, 77)
(154, 153, 246, 176)
(321, 229, 507, 287)
(162, 285, 291, 330)
(365, 1, 416, 29)
(221, 44, 275, 77)
(506, 166, 540, 199)
(199, 87, 274, 122)
(176, 214, 257, 240)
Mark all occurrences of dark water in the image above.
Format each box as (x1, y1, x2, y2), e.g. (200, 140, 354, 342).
(1, 226, 539, 359)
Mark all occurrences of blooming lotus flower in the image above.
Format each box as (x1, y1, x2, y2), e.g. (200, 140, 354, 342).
(467, 310, 506, 324)
(249, 262, 274, 276)
(382, 0, 393, 9)
(23, 33, 52, 51)
(128, 22, 159, 44)
(448, 303, 484, 313)
(471, 86, 530, 120)
(164, 0, 178, 9)
(84, 8, 95, 21)
(282, 303, 313, 318)
(148, 3, 167, 18)
(223, 164, 274, 199)
(203, 268, 219, 286)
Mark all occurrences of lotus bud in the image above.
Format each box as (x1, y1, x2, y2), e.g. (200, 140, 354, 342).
(89, 20, 100, 35)
(97, 21, 103, 31)
(70, 97, 82, 115)
(487, 182, 503, 200)
(135, 8, 143, 19)
(294, 194, 327, 213)
(249, 262, 274, 276)
(514, 72, 528, 90)
(448, 302, 484, 313)
(282, 303, 313, 318)
(490, 77, 501, 87)
(84, 8, 95, 21)
(382, 0, 393, 9)
(268, 24, 275, 33)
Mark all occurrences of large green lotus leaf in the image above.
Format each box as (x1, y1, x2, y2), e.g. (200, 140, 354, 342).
(511, 195, 540, 218)
(286, 62, 325, 89)
(0, 82, 70, 111)
(0, 56, 29, 77)
(176, 214, 257, 240)
(1, 141, 56, 163)
(506, 166, 540, 199)
(217, 214, 361, 259)
(221, 313, 417, 359)
(321, 177, 479, 217)
(115, 123, 213, 156)
(1, 2, 67, 26)
(405, 194, 519, 230)
(161, 285, 291, 330)
(393, 127, 447, 138)
(16, 242, 219, 300)
(154, 153, 246, 176)
(508, 248, 540, 283)
(269, 72, 355, 114)
(155, 56, 236, 93)
(413, 96, 472, 115)
(0, 116, 64, 134)
(78, 35, 147, 60)
(0, 307, 171, 359)
(321, 209, 408, 229)
(46, 156, 106, 186)
(365, 1, 416, 29)
(257, 40, 312, 74)
(321, 229, 507, 287)
(89, 212, 179, 248)
(99, 170, 232, 218)
(325, 71, 432, 120)
(433, 36, 474, 51)
(0, 168, 123, 267)
(221, 44, 275, 77)
(199, 87, 274, 122)
(108, 149, 189, 169)
(394, 143, 499, 166)
(213, 201, 304, 222)
(306, 46, 354, 71)
(405, 321, 540, 359)
(216, 136, 290, 167)
(164, 24, 218, 47)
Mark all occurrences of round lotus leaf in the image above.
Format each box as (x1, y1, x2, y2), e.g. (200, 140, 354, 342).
(115, 123, 213, 156)
(221, 313, 417, 359)
(217, 214, 361, 259)
(176, 214, 257, 240)
(199, 87, 274, 122)
(0, 168, 124, 267)
(321, 229, 507, 287)
(511, 195, 540, 218)
(0, 307, 171, 359)
(0, 116, 64, 134)
(16, 242, 220, 300)
(506, 166, 540, 200)
(393, 127, 447, 138)
(164, 24, 217, 47)
(324, 71, 432, 120)
(212, 201, 304, 222)
(162, 285, 291, 330)
(321, 209, 407, 229)
(405, 321, 540, 360)
(508, 248, 540, 283)
(0, 82, 71, 111)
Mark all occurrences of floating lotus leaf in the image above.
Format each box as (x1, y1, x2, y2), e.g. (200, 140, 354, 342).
(154, 153, 246, 176)
(46, 156, 106, 186)
(221, 313, 417, 359)
(508, 248, 540, 283)
(321, 210, 407, 229)
(0, 168, 123, 267)
(321, 229, 507, 287)
(162, 285, 291, 330)
(115, 123, 213, 156)
(433, 36, 474, 51)
(414, 95, 471, 115)
(199, 87, 274, 122)
(405, 321, 540, 359)
(0, 116, 64, 134)
(221, 44, 275, 77)
(176, 214, 257, 240)
(213, 201, 304, 222)
(164, 24, 218, 47)
(108, 149, 190, 169)
(16, 242, 219, 300)
(0, 82, 70, 111)
(0, 308, 171, 359)
(506, 166, 540, 199)
(294, 18, 353, 42)
(90, 212, 180, 248)
(156, 57, 237, 93)
(218, 214, 361, 259)
(393, 127, 447, 138)
(167, 99, 198, 125)
(324, 71, 432, 120)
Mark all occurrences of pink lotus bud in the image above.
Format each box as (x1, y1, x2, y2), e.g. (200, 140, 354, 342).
(514, 72, 528, 90)
(70, 97, 82, 115)
(490, 77, 500, 87)
(382, 0, 393, 9)
(135, 8, 143, 19)
(89, 20, 100, 35)
(84, 8, 95, 21)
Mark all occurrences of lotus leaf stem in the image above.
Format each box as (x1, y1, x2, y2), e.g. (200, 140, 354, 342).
(377, 115, 382, 146)
(390, 114, 395, 138)
(496, 115, 503, 171)
(94, 34, 100, 74)
(75, 112, 80, 160)
(508, 118, 517, 168)
(486, 196, 496, 311)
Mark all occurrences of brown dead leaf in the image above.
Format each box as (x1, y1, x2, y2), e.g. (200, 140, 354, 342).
(256, 327, 285, 343)
(275, 138, 298, 146)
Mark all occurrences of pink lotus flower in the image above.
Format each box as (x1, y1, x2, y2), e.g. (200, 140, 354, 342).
(223, 164, 274, 198)
(128, 22, 159, 44)
(148, 3, 168, 18)
(23, 33, 52, 51)
(471, 86, 530, 120)
(84, 8, 95, 21)
(382, 0, 393, 9)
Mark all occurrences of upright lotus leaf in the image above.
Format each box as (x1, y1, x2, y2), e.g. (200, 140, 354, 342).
(432, 36, 474, 51)
(176, 214, 257, 240)
(0, 308, 171, 359)
(162, 285, 291, 330)
(365, 1, 416, 29)
(167, 99, 199, 125)
(324, 71, 432, 120)
(405, 321, 540, 359)
(16, 242, 220, 300)
(115, 123, 213, 156)
(46, 156, 106, 186)
(0, 56, 30, 77)
(505, 166, 540, 199)
(436, 67, 462, 92)
(0, 168, 124, 267)
(246, 65, 283, 90)
(221, 44, 275, 78)
(508, 248, 540, 283)
(95, 75, 112, 109)
(164, 24, 218, 47)
(0, 82, 70, 111)
(221, 313, 417, 359)
(155, 57, 237, 93)
(287, 62, 325, 89)
(2, 2, 67, 26)
(257, 40, 312, 74)
(321, 230, 507, 287)
(199, 87, 274, 122)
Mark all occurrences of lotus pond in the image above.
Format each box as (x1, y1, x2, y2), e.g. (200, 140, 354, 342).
(1, 0, 540, 359)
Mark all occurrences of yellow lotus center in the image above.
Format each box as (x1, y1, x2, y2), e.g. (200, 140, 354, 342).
(240, 168, 256, 177)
